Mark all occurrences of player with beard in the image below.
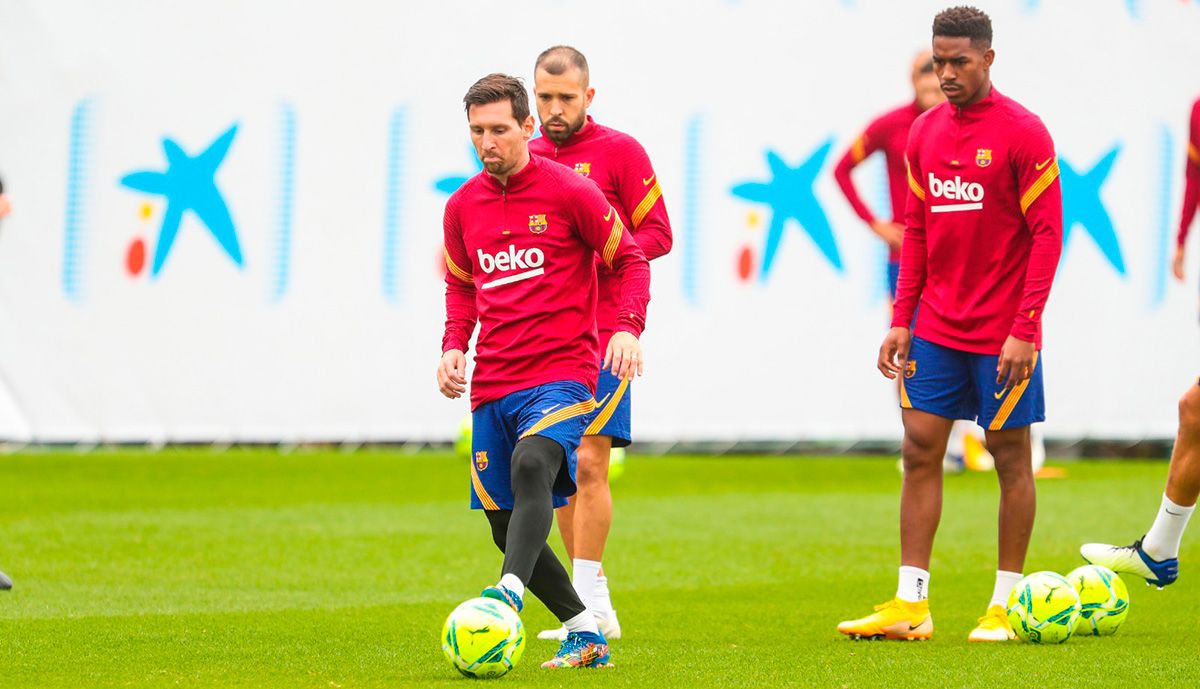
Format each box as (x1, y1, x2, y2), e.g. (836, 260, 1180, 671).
(440, 73, 651, 668)
(527, 46, 672, 642)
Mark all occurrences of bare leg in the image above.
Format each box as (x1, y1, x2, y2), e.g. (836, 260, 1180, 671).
(986, 426, 1036, 573)
(900, 409, 955, 569)
(1166, 385, 1200, 507)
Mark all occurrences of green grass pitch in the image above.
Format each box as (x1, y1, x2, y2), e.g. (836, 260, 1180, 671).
(0, 449, 1196, 688)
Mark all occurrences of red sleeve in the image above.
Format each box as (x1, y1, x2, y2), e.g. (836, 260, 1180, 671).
(833, 119, 885, 225)
(890, 127, 927, 330)
(1179, 101, 1200, 247)
(1010, 119, 1063, 343)
(442, 194, 478, 354)
(571, 179, 651, 338)
(613, 139, 672, 261)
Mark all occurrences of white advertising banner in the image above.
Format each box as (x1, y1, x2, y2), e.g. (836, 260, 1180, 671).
(0, 0, 1197, 442)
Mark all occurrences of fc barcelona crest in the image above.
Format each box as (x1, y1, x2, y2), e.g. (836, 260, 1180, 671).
(573, 162, 591, 177)
(474, 451, 489, 471)
(905, 360, 917, 379)
(975, 148, 993, 168)
(528, 214, 548, 234)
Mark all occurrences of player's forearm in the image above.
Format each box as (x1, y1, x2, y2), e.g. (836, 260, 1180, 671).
(611, 248, 651, 338)
(833, 154, 876, 225)
(1179, 166, 1200, 247)
(1011, 220, 1062, 342)
(442, 283, 477, 353)
(632, 212, 673, 261)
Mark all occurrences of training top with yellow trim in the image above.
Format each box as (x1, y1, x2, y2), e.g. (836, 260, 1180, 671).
(832, 101, 922, 263)
(442, 153, 651, 410)
(892, 86, 1063, 354)
(529, 116, 672, 350)
(1177, 97, 1200, 248)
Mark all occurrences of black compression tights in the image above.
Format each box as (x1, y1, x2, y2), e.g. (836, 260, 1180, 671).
(484, 436, 586, 622)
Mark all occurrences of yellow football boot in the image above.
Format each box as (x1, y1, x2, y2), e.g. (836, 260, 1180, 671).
(837, 598, 933, 640)
(967, 604, 1016, 642)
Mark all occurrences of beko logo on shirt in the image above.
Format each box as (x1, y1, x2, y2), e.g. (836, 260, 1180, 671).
(477, 245, 545, 289)
(928, 173, 984, 213)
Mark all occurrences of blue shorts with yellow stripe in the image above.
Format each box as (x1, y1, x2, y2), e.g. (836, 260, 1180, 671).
(469, 381, 596, 511)
(899, 335, 1045, 431)
(583, 367, 632, 447)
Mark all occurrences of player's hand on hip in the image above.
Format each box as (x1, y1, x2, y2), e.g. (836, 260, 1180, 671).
(437, 349, 468, 399)
(877, 327, 911, 379)
(996, 335, 1035, 396)
(604, 331, 642, 381)
(1173, 244, 1186, 282)
(870, 220, 904, 251)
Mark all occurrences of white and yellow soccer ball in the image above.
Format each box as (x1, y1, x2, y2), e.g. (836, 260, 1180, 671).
(1007, 571, 1082, 644)
(441, 597, 525, 678)
(1067, 564, 1130, 636)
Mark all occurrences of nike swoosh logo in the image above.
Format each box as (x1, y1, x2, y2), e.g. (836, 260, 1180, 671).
(540, 404, 561, 415)
(994, 390, 1006, 399)
(908, 620, 927, 631)
(1166, 509, 1184, 516)
(603, 209, 613, 222)
(642, 174, 656, 186)
(1035, 157, 1053, 171)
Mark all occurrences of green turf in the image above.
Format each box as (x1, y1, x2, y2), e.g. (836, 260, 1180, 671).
(0, 449, 1195, 688)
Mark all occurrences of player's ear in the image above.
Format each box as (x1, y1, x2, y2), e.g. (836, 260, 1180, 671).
(522, 114, 535, 139)
(585, 87, 596, 108)
(983, 48, 995, 69)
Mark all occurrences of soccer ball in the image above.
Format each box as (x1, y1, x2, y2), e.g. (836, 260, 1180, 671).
(1006, 571, 1082, 644)
(441, 597, 525, 678)
(1067, 564, 1130, 636)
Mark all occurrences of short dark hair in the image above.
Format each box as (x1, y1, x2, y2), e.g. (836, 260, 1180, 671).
(463, 73, 531, 123)
(534, 45, 590, 86)
(932, 6, 993, 49)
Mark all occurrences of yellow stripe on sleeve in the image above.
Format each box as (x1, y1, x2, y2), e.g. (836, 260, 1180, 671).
(601, 215, 626, 267)
(851, 135, 868, 164)
(584, 377, 630, 436)
(631, 182, 663, 228)
(444, 248, 472, 283)
(1189, 142, 1200, 166)
(906, 160, 926, 201)
(988, 352, 1039, 431)
(470, 461, 500, 510)
(520, 398, 599, 439)
(1020, 160, 1060, 215)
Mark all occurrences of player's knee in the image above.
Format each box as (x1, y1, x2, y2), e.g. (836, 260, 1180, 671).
(1178, 386, 1200, 433)
(901, 433, 944, 467)
(576, 455, 608, 488)
(510, 437, 561, 490)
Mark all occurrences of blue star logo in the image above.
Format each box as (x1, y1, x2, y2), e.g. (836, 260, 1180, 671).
(120, 124, 243, 277)
(434, 145, 483, 195)
(731, 140, 840, 280)
(1060, 147, 1125, 275)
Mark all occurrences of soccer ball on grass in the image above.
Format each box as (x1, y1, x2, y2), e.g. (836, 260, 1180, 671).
(1006, 571, 1082, 644)
(441, 597, 525, 678)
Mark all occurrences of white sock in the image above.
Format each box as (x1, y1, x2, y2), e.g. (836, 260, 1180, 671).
(896, 565, 930, 602)
(571, 559, 601, 610)
(592, 575, 615, 615)
(498, 573, 524, 599)
(563, 609, 600, 635)
(1143, 493, 1195, 560)
(990, 570, 1022, 609)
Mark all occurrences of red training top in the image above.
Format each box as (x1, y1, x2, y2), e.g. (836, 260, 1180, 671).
(893, 87, 1063, 354)
(442, 153, 651, 409)
(832, 102, 922, 263)
(529, 116, 672, 350)
(1178, 98, 1200, 247)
